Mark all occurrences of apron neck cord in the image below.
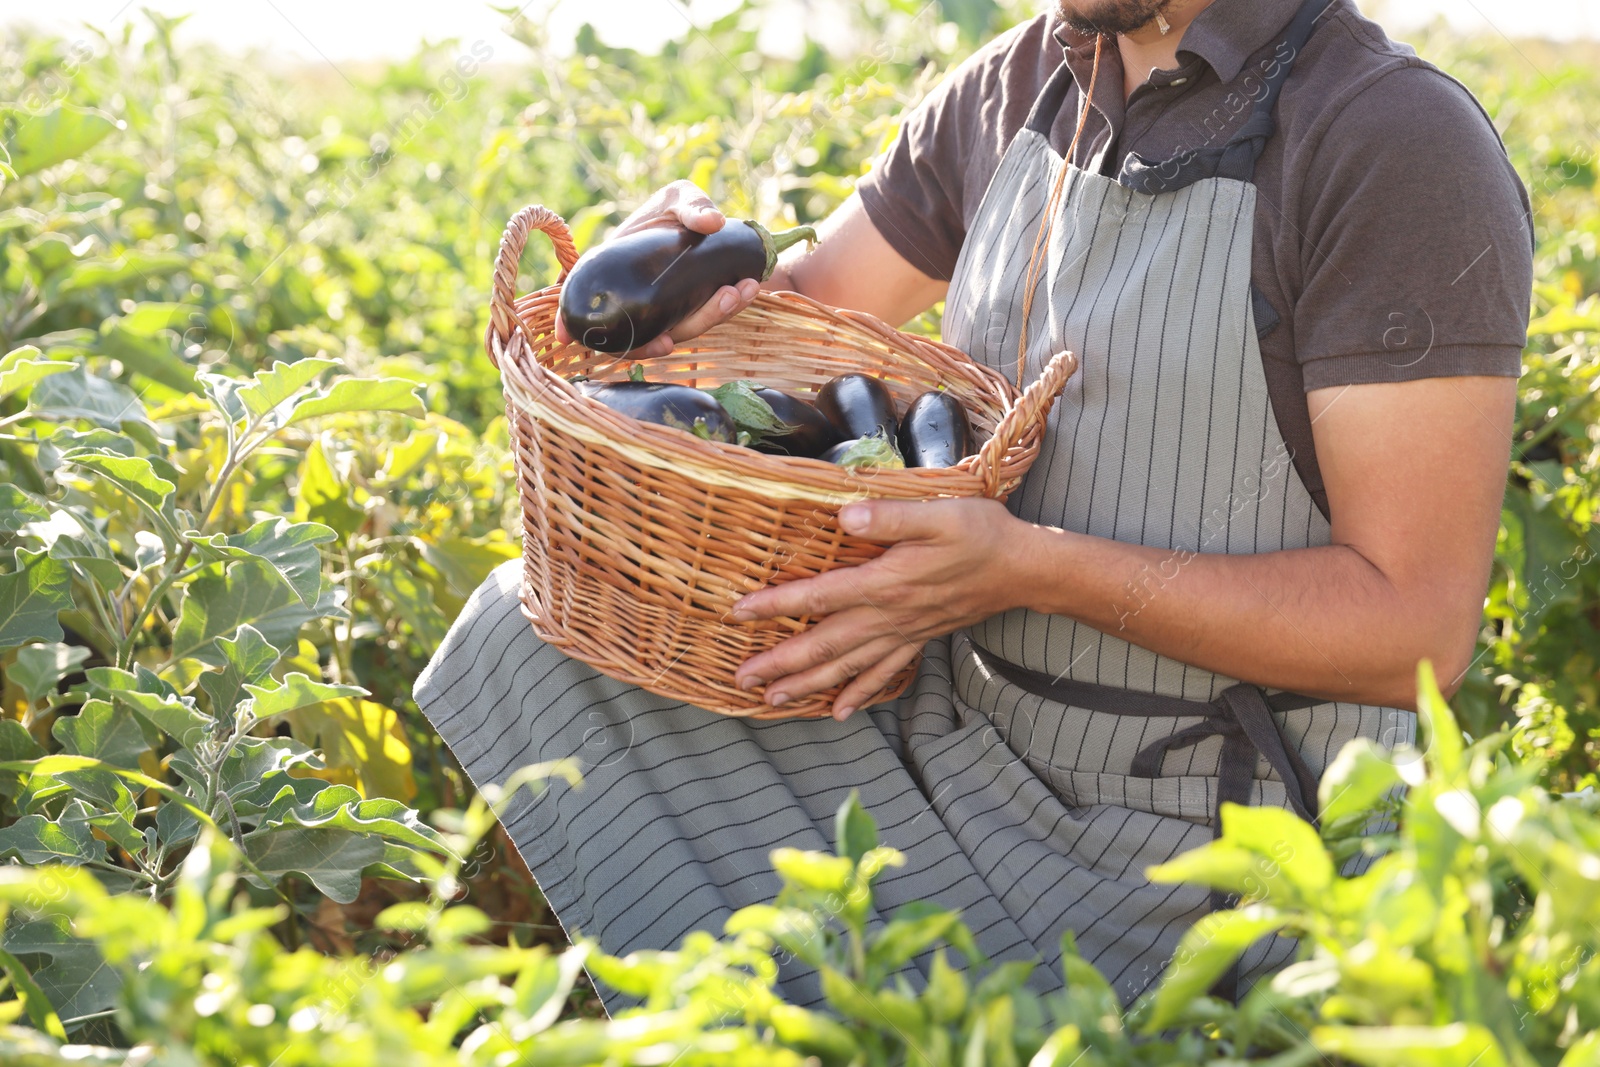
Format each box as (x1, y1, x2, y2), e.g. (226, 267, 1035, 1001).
(1015, 33, 1102, 389)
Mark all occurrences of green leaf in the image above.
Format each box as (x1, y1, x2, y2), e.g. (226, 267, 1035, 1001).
(39, 511, 124, 593)
(0, 946, 68, 1040)
(62, 450, 180, 542)
(98, 304, 200, 393)
(1139, 908, 1285, 1031)
(0, 721, 44, 795)
(771, 847, 854, 894)
(367, 557, 448, 652)
(1216, 803, 1334, 896)
(2, 920, 120, 1027)
(256, 782, 451, 856)
(0, 346, 71, 400)
(7, 642, 90, 703)
(415, 535, 521, 598)
(240, 825, 386, 902)
(1146, 841, 1258, 894)
(116, 691, 210, 749)
(0, 549, 73, 651)
(0, 814, 106, 865)
(292, 438, 362, 538)
(1, 105, 117, 177)
(282, 697, 415, 802)
(768, 1001, 860, 1062)
(212, 736, 325, 811)
(198, 625, 283, 716)
(708, 380, 788, 435)
(0, 486, 50, 534)
(1415, 662, 1464, 777)
(28, 365, 152, 427)
(1559, 1033, 1600, 1067)
(867, 908, 959, 976)
(171, 559, 343, 667)
(234, 356, 341, 419)
(835, 789, 877, 864)
(51, 699, 148, 769)
(925, 948, 968, 1024)
(190, 517, 336, 606)
(91, 666, 210, 748)
(1319, 739, 1406, 830)
(244, 672, 364, 719)
(56, 251, 191, 296)
(1311, 1023, 1508, 1067)
(280, 377, 425, 428)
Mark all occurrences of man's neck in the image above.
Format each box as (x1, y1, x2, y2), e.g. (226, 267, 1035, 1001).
(1116, 0, 1217, 99)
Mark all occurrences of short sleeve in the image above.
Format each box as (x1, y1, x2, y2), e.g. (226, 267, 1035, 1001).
(856, 22, 1042, 282)
(1290, 65, 1533, 390)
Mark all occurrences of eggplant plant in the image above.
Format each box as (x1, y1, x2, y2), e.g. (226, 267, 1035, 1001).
(0, 347, 461, 1032)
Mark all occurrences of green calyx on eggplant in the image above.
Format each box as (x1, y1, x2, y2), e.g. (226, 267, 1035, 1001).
(820, 432, 905, 470)
(558, 219, 818, 354)
(575, 379, 736, 443)
(817, 373, 898, 441)
(898, 390, 973, 468)
(706, 380, 842, 458)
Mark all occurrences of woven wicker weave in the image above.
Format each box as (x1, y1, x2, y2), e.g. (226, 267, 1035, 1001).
(485, 204, 1077, 720)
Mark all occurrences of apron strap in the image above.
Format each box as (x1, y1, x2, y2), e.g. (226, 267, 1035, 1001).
(1118, 0, 1335, 193)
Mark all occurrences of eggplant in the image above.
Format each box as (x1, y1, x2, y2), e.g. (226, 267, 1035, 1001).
(559, 219, 817, 353)
(898, 391, 973, 468)
(750, 388, 843, 458)
(817, 374, 898, 441)
(820, 433, 905, 470)
(575, 380, 736, 443)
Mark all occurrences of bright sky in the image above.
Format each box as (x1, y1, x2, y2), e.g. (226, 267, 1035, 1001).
(5, 0, 1597, 62)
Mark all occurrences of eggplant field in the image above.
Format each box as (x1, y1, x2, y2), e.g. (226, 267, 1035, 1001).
(0, 4, 1597, 1064)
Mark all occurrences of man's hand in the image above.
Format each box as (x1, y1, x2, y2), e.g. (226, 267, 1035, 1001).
(730, 498, 1034, 720)
(553, 180, 761, 359)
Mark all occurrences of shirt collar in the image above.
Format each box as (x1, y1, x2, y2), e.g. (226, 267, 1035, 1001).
(1051, 0, 1310, 84)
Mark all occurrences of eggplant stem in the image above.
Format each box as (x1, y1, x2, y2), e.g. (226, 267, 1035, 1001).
(746, 220, 820, 279)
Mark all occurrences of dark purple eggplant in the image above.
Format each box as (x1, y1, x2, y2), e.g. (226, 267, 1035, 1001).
(559, 220, 817, 353)
(898, 391, 973, 468)
(750, 388, 842, 458)
(820, 433, 905, 470)
(575, 380, 736, 443)
(817, 374, 898, 441)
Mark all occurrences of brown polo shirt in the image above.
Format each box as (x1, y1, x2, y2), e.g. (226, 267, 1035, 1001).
(856, 0, 1533, 511)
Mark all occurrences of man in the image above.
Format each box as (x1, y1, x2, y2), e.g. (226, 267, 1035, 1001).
(418, 0, 1532, 1009)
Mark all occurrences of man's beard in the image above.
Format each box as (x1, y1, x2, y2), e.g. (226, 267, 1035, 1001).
(1055, 0, 1173, 36)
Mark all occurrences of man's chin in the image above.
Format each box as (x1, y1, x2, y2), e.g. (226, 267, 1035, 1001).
(1055, 0, 1168, 36)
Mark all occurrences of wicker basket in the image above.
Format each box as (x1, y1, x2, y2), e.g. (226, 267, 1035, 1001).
(485, 205, 1077, 720)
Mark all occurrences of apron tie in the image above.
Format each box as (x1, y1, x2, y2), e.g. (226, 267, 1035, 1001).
(966, 646, 1324, 836)
(1129, 683, 1321, 827)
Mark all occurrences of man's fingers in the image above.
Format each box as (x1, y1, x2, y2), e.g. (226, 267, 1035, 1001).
(839, 499, 955, 543)
(665, 181, 724, 234)
(832, 642, 922, 720)
(665, 282, 755, 343)
(731, 563, 877, 623)
(753, 632, 909, 708)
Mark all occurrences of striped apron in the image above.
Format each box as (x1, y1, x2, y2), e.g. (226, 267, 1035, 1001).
(414, 0, 1413, 1013)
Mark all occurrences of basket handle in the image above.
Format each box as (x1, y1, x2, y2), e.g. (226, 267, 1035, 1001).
(975, 348, 1078, 498)
(486, 205, 581, 367)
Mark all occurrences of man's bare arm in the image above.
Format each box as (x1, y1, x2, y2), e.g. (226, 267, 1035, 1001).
(769, 192, 948, 327)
